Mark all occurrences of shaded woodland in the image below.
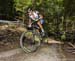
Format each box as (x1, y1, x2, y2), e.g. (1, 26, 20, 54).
(0, 0, 75, 43)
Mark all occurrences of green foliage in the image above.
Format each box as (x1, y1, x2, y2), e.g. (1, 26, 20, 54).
(64, 0, 75, 17)
(61, 32, 66, 41)
(14, 0, 32, 12)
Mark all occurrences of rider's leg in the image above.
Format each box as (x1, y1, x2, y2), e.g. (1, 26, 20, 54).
(37, 21, 44, 33)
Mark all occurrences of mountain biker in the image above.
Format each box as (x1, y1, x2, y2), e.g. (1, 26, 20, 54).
(28, 9, 45, 36)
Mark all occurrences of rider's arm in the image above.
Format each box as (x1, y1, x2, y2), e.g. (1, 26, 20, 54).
(39, 14, 43, 19)
(28, 18, 32, 27)
(29, 18, 32, 24)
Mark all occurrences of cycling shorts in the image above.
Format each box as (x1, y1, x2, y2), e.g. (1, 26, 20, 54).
(40, 19, 45, 24)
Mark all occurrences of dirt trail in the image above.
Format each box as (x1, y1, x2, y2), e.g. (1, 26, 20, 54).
(0, 44, 66, 61)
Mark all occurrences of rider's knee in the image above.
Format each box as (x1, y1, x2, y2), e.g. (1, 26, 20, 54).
(37, 21, 42, 26)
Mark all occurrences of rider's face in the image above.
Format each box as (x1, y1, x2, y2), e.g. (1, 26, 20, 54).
(28, 11, 33, 16)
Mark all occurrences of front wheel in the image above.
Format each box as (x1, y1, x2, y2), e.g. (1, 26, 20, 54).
(20, 30, 41, 53)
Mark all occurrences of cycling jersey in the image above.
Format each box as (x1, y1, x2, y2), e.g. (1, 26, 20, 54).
(29, 11, 39, 21)
(29, 11, 44, 24)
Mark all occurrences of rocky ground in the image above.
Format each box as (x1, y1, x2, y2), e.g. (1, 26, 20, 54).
(0, 24, 26, 52)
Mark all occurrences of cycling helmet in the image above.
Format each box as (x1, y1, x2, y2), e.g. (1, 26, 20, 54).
(27, 8, 33, 13)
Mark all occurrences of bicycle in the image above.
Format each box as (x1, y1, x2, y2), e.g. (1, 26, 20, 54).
(20, 21, 48, 53)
